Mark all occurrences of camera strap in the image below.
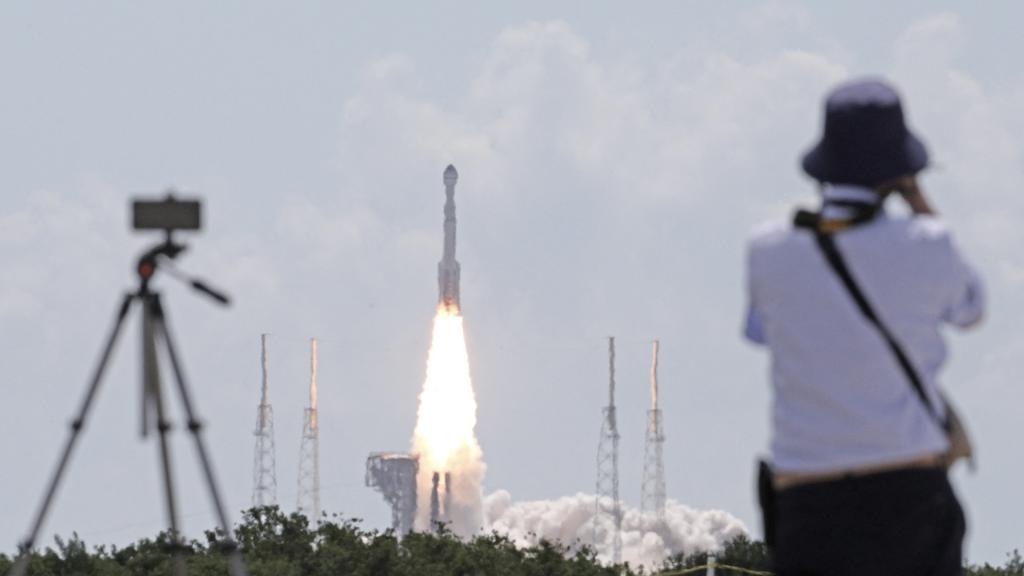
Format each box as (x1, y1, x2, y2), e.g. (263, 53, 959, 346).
(793, 210, 951, 434)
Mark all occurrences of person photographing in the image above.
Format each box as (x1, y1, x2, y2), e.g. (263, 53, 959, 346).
(744, 78, 984, 575)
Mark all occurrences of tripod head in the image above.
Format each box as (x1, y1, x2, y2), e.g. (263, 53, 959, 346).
(137, 234, 185, 289)
(132, 193, 230, 306)
(135, 234, 230, 305)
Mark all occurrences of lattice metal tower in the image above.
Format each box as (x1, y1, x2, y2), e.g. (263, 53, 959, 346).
(641, 340, 666, 518)
(594, 336, 622, 564)
(252, 334, 278, 507)
(296, 338, 321, 523)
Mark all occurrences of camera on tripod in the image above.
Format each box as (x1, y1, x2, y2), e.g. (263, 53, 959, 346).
(132, 193, 202, 233)
(8, 190, 247, 576)
(129, 193, 222, 301)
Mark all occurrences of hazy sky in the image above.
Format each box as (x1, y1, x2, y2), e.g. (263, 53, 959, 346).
(2, 1, 1022, 564)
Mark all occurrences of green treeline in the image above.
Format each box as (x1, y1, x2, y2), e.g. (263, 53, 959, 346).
(0, 507, 1020, 575)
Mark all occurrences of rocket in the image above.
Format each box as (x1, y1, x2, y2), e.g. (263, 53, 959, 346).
(438, 164, 461, 311)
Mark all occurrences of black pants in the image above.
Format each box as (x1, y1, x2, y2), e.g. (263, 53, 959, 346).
(774, 467, 965, 576)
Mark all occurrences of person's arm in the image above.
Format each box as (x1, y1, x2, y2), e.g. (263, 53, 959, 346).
(744, 305, 767, 345)
(744, 242, 768, 345)
(942, 239, 985, 330)
(903, 179, 984, 328)
(900, 183, 935, 216)
(880, 175, 982, 327)
(878, 175, 935, 215)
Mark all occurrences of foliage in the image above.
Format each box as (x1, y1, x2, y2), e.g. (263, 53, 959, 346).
(3, 508, 623, 576)
(662, 534, 771, 574)
(966, 550, 1024, 576)
(2, 510, 1021, 575)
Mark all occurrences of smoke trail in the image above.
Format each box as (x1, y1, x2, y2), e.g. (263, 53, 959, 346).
(483, 491, 747, 570)
(411, 306, 486, 534)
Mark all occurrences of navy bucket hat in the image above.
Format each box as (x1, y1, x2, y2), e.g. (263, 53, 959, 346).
(802, 78, 928, 187)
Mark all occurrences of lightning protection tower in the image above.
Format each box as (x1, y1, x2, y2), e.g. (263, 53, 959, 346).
(252, 334, 278, 508)
(594, 336, 622, 564)
(297, 338, 321, 524)
(641, 340, 666, 519)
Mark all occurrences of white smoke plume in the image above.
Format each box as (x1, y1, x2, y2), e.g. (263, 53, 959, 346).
(483, 491, 747, 570)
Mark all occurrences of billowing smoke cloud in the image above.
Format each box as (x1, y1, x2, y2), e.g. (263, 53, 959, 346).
(483, 490, 747, 569)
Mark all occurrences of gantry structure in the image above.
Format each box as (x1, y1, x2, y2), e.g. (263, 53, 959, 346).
(252, 334, 278, 507)
(366, 452, 419, 536)
(594, 337, 622, 564)
(641, 340, 666, 519)
(297, 338, 321, 523)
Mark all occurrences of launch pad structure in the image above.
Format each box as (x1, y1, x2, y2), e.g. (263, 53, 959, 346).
(428, 471, 452, 531)
(251, 334, 278, 508)
(641, 340, 666, 519)
(297, 338, 321, 523)
(595, 337, 623, 564)
(365, 452, 419, 535)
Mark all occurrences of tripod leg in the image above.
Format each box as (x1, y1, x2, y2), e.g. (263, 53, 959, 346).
(143, 296, 188, 576)
(151, 296, 249, 576)
(155, 415, 188, 576)
(9, 294, 134, 576)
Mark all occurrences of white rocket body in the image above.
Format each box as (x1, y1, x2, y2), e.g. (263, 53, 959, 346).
(438, 165, 461, 311)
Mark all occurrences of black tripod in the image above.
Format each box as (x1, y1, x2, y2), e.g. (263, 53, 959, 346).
(9, 237, 248, 576)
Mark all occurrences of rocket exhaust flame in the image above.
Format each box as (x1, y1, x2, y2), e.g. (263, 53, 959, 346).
(412, 306, 485, 534)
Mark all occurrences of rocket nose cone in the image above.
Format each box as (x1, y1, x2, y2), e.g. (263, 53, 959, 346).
(443, 164, 459, 185)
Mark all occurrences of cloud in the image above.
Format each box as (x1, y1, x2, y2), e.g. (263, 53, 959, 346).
(338, 19, 847, 212)
(0, 188, 123, 323)
(891, 12, 1024, 267)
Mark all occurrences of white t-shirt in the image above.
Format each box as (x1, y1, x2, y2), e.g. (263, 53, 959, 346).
(745, 185, 984, 474)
